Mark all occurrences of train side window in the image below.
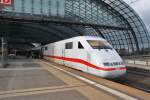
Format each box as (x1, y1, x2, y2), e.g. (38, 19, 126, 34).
(78, 42, 84, 49)
(45, 46, 48, 50)
(65, 42, 73, 49)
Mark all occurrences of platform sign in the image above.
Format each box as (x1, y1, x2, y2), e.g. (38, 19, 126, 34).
(0, 0, 12, 5)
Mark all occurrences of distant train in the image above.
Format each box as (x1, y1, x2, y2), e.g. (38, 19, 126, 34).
(43, 36, 126, 78)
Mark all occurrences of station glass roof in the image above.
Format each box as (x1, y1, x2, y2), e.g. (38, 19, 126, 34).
(0, 0, 150, 55)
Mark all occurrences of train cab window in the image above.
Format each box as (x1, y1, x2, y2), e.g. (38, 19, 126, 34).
(65, 42, 73, 49)
(78, 42, 84, 49)
(45, 46, 48, 50)
(87, 40, 112, 50)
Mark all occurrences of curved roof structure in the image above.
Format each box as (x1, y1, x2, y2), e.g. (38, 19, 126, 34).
(0, 0, 150, 55)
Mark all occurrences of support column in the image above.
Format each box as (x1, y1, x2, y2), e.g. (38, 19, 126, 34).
(1, 37, 8, 68)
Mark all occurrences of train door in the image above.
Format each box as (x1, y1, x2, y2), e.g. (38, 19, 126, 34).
(62, 49, 65, 65)
(74, 41, 88, 72)
(64, 42, 73, 67)
(86, 52, 91, 72)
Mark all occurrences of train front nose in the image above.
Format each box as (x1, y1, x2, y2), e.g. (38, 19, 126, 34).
(102, 67, 126, 78)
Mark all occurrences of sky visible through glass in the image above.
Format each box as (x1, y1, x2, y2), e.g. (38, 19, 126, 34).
(124, 0, 150, 33)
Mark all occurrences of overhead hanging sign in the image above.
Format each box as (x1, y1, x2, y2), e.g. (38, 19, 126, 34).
(0, 0, 12, 5)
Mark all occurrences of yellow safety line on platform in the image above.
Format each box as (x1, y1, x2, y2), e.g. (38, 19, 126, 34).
(0, 85, 81, 95)
(0, 87, 74, 99)
(0, 68, 43, 71)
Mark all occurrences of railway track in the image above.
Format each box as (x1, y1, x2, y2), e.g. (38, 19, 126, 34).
(64, 65, 150, 93)
(112, 70, 150, 93)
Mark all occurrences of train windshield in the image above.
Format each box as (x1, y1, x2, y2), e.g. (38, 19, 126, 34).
(87, 40, 112, 50)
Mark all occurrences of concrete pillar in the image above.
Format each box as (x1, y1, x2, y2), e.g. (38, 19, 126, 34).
(0, 37, 8, 68)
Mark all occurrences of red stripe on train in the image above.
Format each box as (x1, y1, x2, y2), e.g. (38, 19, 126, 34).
(44, 55, 126, 71)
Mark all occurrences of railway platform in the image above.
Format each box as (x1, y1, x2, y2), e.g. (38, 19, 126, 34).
(124, 57, 150, 71)
(0, 58, 149, 100)
(124, 59, 150, 76)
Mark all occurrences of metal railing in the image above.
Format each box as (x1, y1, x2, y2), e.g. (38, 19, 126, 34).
(123, 55, 150, 67)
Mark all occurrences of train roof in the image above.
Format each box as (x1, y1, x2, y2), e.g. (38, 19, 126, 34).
(44, 36, 106, 46)
(63, 36, 105, 41)
(76, 36, 105, 40)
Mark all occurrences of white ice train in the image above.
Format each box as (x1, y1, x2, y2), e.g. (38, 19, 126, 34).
(43, 36, 126, 78)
